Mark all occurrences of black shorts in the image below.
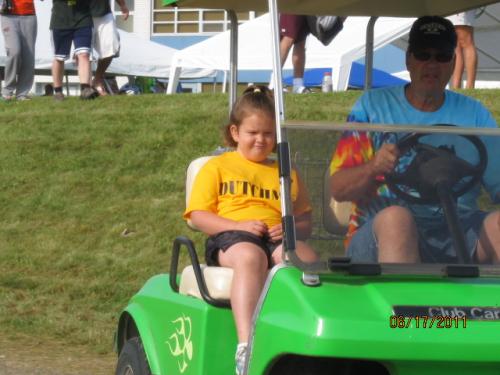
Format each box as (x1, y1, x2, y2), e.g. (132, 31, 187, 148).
(205, 230, 281, 267)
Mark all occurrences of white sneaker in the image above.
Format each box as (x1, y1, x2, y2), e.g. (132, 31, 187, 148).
(235, 343, 248, 375)
(293, 86, 312, 94)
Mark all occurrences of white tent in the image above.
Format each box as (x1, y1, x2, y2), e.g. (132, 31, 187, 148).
(166, 14, 415, 93)
(473, 4, 500, 83)
(0, 0, 199, 79)
(167, 5, 500, 93)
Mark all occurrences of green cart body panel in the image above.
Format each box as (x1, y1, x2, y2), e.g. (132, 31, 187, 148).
(249, 267, 500, 375)
(118, 274, 237, 375)
(117, 266, 500, 375)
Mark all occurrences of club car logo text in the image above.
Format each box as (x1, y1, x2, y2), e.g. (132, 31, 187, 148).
(393, 305, 500, 321)
(166, 314, 193, 373)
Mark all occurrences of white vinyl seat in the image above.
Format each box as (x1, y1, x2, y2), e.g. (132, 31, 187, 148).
(179, 264, 233, 300)
(185, 156, 214, 231)
(179, 155, 234, 301)
(322, 168, 351, 236)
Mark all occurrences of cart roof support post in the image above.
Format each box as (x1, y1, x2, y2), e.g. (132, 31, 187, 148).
(364, 16, 378, 90)
(228, 10, 238, 110)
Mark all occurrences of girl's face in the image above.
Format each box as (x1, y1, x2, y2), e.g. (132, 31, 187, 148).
(230, 111, 276, 163)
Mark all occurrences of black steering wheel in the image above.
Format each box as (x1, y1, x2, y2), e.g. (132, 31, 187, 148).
(385, 125, 488, 205)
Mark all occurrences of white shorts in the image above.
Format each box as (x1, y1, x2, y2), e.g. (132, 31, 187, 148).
(446, 10, 475, 27)
(92, 12, 120, 59)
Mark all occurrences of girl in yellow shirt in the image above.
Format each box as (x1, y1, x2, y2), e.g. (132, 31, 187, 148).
(184, 85, 316, 375)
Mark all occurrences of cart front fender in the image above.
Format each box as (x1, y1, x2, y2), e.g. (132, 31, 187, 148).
(117, 303, 162, 375)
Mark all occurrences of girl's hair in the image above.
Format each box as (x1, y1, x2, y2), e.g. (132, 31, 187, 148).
(223, 85, 275, 147)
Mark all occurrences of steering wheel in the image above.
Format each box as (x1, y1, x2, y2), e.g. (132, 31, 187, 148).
(385, 126, 488, 205)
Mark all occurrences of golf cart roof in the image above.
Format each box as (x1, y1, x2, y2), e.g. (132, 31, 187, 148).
(163, 0, 498, 17)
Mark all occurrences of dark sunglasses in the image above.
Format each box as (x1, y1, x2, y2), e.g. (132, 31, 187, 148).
(412, 50, 454, 63)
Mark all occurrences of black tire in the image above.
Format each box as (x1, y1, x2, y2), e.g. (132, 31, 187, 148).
(116, 337, 152, 375)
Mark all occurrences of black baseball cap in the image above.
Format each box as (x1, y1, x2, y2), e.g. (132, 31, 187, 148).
(408, 16, 457, 53)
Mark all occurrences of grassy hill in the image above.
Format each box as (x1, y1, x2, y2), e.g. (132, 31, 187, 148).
(0, 89, 499, 359)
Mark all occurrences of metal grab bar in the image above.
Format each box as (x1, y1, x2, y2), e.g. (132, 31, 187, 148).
(170, 236, 231, 308)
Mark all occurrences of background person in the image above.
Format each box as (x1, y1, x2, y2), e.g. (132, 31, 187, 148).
(447, 10, 477, 89)
(184, 85, 317, 375)
(1, 0, 37, 101)
(330, 16, 500, 264)
(90, 0, 129, 96)
(50, 0, 97, 100)
(277, 14, 310, 93)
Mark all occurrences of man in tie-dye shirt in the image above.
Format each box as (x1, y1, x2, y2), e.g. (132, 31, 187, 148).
(330, 16, 500, 264)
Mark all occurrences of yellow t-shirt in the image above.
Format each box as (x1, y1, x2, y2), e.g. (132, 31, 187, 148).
(184, 151, 311, 228)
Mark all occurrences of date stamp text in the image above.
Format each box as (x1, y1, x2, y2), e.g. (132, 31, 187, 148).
(389, 315, 467, 329)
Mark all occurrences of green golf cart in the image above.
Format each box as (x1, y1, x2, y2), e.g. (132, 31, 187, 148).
(114, 1, 500, 374)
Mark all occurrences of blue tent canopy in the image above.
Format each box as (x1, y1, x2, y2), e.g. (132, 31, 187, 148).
(283, 62, 407, 89)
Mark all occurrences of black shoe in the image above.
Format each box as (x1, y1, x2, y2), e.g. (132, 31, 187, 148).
(80, 87, 99, 100)
(53, 92, 65, 101)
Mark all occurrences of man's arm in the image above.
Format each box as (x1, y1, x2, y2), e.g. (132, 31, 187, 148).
(115, 0, 129, 20)
(331, 143, 400, 202)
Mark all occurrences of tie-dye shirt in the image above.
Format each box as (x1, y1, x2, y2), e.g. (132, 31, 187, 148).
(330, 85, 500, 247)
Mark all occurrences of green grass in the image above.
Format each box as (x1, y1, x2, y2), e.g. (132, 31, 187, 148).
(0, 94, 229, 353)
(0, 89, 499, 355)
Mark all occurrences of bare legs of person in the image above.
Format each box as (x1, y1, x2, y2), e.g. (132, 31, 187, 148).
(93, 56, 113, 95)
(476, 211, 500, 263)
(51, 58, 67, 101)
(372, 206, 420, 263)
(373, 207, 500, 264)
(218, 243, 269, 345)
(279, 36, 307, 93)
(52, 53, 96, 100)
(52, 53, 91, 87)
(52, 59, 65, 89)
(269, 35, 294, 91)
(279, 35, 294, 68)
(218, 240, 316, 342)
(291, 40, 306, 81)
(450, 25, 477, 89)
(218, 240, 317, 374)
(76, 52, 91, 86)
(76, 52, 99, 99)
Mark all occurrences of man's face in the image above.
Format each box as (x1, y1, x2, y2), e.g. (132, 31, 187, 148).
(406, 48, 455, 96)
